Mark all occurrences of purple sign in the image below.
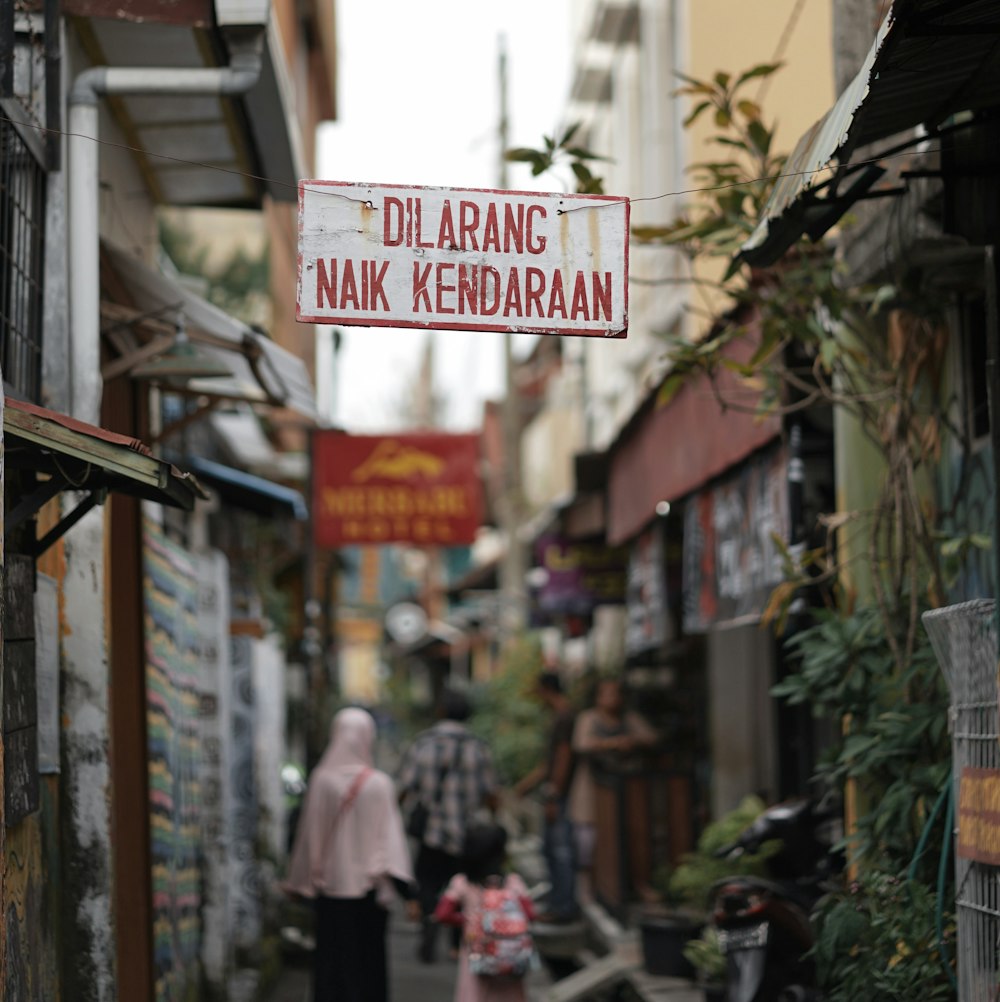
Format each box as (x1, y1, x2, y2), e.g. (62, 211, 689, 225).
(533, 535, 628, 615)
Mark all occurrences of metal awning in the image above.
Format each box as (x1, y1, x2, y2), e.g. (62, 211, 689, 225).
(65, 0, 304, 206)
(741, 0, 1000, 266)
(4, 397, 205, 556)
(184, 455, 307, 520)
(101, 240, 318, 423)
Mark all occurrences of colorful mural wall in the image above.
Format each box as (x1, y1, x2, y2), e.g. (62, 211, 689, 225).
(229, 617, 261, 950)
(195, 551, 234, 990)
(143, 519, 202, 1001)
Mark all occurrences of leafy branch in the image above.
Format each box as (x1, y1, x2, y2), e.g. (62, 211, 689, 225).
(505, 122, 610, 194)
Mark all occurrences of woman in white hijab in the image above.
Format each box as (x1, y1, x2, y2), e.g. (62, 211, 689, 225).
(286, 707, 416, 1002)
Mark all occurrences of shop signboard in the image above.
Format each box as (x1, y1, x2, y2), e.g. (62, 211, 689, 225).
(957, 766, 1000, 864)
(534, 534, 627, 615)
(682, 447, 789, 632)
(297, 181, 629, 338)
(625, 522, 670, 656)
(312, 432, 483, 547)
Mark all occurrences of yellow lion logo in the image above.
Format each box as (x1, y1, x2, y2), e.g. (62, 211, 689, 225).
(351, 440, 446, 482)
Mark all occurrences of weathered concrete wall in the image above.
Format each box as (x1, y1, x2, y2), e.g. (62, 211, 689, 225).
(60, 506, 116, 1002)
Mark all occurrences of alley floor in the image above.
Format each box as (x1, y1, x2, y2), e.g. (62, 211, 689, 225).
(260, 908, 553, 1002)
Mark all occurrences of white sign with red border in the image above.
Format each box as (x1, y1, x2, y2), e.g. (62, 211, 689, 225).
(297, 181, 629, 338)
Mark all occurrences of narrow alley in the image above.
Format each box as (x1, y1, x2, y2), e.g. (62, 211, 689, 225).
(258, 909, 550, 1002)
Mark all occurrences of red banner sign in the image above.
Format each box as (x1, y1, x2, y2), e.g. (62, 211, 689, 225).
(312, 432, 483, 547)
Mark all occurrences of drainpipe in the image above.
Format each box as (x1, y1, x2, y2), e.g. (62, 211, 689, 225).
(60, 34, 266, 1002)
(67, 39, 264, 423)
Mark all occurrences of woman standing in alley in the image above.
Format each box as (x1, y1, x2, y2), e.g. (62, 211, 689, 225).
(285, 707, 417, 1002)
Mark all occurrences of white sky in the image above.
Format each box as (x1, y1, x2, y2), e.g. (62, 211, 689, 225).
(318, 0, 572, 432)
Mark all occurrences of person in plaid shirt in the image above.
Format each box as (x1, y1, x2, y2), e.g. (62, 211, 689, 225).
(398, 689, 499, 963)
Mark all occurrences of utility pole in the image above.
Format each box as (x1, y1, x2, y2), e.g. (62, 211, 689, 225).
(498, 35, 527, 646)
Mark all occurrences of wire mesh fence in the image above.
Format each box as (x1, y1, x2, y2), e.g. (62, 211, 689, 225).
(924, 599, 999, 1002)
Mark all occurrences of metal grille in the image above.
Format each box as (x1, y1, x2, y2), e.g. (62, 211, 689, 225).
(0, 114, 45, 401)
(924, 599, 999, 1002)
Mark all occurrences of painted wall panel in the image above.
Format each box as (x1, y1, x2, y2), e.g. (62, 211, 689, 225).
(143, 520, 202, 1002)
(195, 551, 234, 990)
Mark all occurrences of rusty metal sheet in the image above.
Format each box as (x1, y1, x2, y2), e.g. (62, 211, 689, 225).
(298, 182, 629, 338)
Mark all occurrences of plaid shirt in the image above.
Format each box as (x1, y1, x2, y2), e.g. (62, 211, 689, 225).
(397, 721, 497, 856)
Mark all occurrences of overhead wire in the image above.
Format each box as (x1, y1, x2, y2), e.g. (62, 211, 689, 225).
(2, 109, 946, 223)
(755, 0, 808, 104)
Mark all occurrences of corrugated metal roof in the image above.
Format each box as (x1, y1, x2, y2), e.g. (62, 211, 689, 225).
(70, 4, 303, 205)
(742, 0, 1000, 265)
(4, 397, 204, 509)
(102, 240, 318, 422)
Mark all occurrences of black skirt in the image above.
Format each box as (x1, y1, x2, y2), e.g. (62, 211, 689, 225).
(313, 891, 389, 1002)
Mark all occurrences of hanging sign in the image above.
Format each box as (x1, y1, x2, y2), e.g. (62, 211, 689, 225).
(312, 432, 483, 547)
(957, 767, 1000, 865)
(297, 181, 629, 338)
(533, 534, 628, 614)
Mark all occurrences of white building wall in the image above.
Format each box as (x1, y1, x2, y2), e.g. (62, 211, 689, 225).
(253, 633, 288, 862)
(566, 0, 688, 452)
(195, 551, 235, 991)
(522, 404, 586, 509)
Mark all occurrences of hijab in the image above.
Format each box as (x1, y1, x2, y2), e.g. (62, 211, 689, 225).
(285, 708, 413, 902)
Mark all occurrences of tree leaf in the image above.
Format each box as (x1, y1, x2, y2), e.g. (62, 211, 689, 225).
(656, 372, 686, 408)
(747, 119, 772, 155)
(566, 147, 610, 162)
(560, 121, 581, 147)
(683, 100, 713, 127)
(505, 147, 546, 166)
(735, 62, 784, 87)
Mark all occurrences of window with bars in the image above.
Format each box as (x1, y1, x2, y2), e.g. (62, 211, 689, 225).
(0, 115, 46, 402)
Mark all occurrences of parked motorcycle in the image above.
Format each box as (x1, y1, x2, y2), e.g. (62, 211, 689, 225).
(708, 799, 841, 1002)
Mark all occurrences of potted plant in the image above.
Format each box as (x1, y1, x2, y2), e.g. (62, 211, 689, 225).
(683, 926, 726, 1000)
(639, 795, 780, 979)
(637, 898, 703, 979)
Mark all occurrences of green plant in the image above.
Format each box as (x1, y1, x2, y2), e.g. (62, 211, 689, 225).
(632, 65, 968, 648)
(812, 870, 955, 1001)
(505, 122, 610, 194)
(683, 926, 726, 986)
(633, 64, 785, 264)
(774, 604, 950, 869)
(468, 634, 547, 784)
(666, 795, 780, 913)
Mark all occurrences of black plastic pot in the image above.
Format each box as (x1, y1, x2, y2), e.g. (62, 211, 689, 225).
(638, 913, 701, 978)
(700, 983, 726, 1001)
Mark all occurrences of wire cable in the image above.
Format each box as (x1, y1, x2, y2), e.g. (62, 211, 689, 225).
(756, 0, 808, 104)
(1, 111, 943, 218)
